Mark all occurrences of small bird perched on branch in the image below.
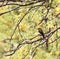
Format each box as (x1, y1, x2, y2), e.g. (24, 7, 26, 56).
(36, 24, 45, 38)
(38, 28, 45, 38)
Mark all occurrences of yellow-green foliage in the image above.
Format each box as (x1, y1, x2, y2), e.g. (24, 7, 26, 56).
(0, 0, 60, 59)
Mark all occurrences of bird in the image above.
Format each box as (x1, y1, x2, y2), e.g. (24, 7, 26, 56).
(38, 28, 45, 38)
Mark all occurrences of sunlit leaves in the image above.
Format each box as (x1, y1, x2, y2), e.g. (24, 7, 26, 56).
(54, 7, 60, 15)
(0, 0, 60, 59)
